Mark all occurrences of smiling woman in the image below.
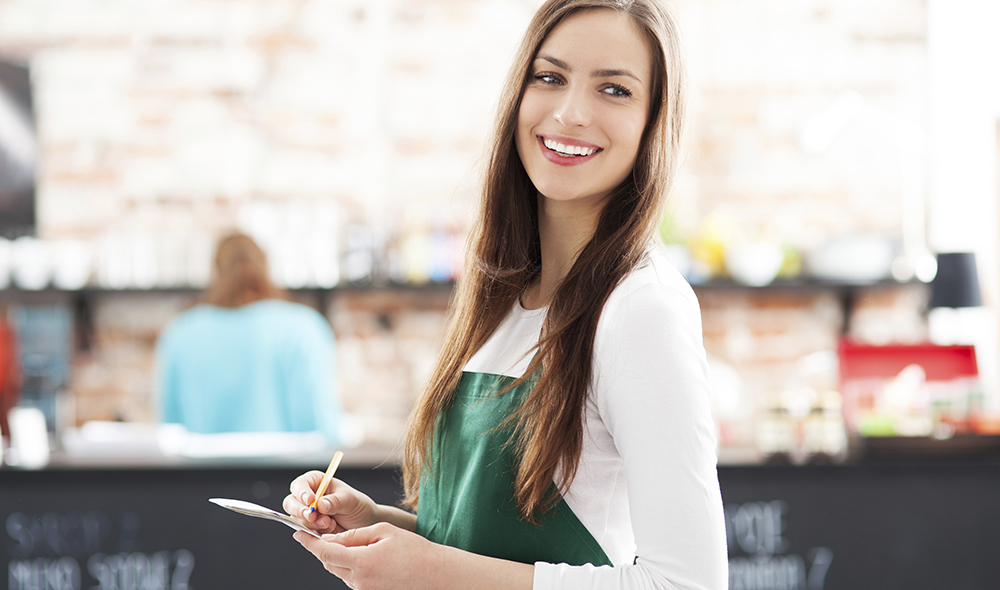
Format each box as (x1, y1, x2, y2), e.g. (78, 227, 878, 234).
(281, 2, 728, 589)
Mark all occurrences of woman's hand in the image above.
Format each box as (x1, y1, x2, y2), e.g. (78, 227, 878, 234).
(293, 524, 535, 590)
(283, 470, 380, 535)
(294, 523, 439, 590)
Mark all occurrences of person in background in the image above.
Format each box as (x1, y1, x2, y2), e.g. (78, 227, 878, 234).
(282, 0, 727, 588)
(156, 233, 342, 444)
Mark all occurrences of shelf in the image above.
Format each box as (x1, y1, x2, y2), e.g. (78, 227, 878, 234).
(691, 277, 924, 291)
(0, 281, 456, 298)
(0, 276, 921, 298)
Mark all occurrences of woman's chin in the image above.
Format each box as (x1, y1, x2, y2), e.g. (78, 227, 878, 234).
(535, 188, 613, 208)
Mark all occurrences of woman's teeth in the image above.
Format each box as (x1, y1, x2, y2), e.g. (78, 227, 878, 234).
(543, 138, 598, 157)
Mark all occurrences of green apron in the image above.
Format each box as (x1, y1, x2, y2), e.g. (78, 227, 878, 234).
(416, 371, 613, 567)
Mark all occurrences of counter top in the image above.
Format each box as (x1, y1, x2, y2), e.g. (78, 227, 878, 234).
(3, 442, 402, 472)
(9, 435, 1000, 473)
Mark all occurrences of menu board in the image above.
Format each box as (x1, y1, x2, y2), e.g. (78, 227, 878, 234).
(1, 466, 402, 590)
(719, 459, 1000, 590)
(3, 458, 999, 589)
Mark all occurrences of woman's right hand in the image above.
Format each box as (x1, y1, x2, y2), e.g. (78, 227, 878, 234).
(283, 470, 381, 535)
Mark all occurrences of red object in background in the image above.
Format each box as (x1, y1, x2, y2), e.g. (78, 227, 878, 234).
(837, 339, 981, 434)
(0, 315, 20, 436)
(838, 339, 979, 383)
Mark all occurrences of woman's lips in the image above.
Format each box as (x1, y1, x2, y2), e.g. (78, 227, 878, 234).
(537, 135, 602, 166)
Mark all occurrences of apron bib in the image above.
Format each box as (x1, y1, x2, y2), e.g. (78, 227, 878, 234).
(416, 371, 612, 567)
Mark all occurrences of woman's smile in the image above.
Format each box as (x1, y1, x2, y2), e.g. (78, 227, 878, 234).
(537, 134, 603, 165)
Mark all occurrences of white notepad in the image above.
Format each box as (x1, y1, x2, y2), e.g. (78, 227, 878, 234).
(209, 498, 322, 538)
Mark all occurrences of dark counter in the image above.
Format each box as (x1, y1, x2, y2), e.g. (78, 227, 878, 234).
(3, 453, 999, 590)
(718, 457, 1000, 590)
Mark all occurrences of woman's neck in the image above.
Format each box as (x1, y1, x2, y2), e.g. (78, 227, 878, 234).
(522, 193, 606, 310)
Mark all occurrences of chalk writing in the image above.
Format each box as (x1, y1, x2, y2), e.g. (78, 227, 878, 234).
(8, 556, 81, 590)
(5, 512, 194, 590)
(725, 501, 832, 590)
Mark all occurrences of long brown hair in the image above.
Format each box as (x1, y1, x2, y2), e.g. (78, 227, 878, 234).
(403, 0, 687, 522)
(201, 233, 286, 308)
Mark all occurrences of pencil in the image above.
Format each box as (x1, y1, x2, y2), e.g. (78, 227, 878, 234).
(309, 450, 344, 513)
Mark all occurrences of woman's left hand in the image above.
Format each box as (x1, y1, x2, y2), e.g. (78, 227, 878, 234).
(293, 523, 440, 590)
(294, 523, 534, 590)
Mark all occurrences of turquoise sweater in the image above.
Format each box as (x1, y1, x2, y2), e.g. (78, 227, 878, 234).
(156, 300, 341, 444)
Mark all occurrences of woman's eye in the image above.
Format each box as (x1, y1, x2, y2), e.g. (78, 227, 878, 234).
(533, 72, 563, 85)
(601, 84, 633, 98)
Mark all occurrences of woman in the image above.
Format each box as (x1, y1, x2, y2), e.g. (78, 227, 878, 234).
(283, 1, 727, 587)
(157, 233, 342, 443)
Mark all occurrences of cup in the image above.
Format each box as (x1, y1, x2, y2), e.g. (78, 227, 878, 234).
(7, 407, 51, 469)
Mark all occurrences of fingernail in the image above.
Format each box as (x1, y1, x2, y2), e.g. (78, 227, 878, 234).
(301, 492, 310, 503)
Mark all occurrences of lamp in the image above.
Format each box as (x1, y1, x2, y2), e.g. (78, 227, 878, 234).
(929, 252, 982, 309)
(928, 252, 984, 348)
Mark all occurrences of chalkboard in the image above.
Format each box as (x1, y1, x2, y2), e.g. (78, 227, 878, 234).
(719, 458, 1000, 590)
(2, 466, 404, 590)
(4, 458, 999, 590)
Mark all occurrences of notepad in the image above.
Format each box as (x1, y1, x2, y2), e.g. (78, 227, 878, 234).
(209, 498, 322, 538)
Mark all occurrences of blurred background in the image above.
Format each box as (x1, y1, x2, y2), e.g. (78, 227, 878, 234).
(2, 0, 1000, 588)
(2, 0, 998, 452)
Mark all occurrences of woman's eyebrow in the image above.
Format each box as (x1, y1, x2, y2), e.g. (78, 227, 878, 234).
(535, 54, 642, 83)
(593, 68, 642, 83)
(537, 54, 570, 70)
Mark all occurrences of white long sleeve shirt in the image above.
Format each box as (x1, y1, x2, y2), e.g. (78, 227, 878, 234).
(465, 245, 728, 590)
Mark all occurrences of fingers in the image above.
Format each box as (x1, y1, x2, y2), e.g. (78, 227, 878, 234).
(285, 471, 332, 525)
(294, 532, 354, 581)
(286, 470, 379, 536)
(328, 523, 389, 548)
(294, 531, 354, 569)
(289, 470, 326, 505)
(306, 482, 349, 519)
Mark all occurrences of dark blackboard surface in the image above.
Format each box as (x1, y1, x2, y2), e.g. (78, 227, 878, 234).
(3, 457, 999, 590)
(1, 465, 404, 590)
(719, 458, 1000, 590)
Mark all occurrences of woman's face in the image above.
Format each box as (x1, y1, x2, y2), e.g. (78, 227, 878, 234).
(516, 9, 652, 208)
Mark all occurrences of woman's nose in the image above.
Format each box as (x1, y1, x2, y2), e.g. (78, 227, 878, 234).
(553, 87, 591, 127)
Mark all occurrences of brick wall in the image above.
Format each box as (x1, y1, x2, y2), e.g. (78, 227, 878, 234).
(0, 0, 933, 447)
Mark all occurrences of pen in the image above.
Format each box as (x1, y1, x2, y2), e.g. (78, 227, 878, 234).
(309, 450, 344, 513)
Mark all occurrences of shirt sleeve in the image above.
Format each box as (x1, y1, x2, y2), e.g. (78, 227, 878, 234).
(533, 282, 728, 590)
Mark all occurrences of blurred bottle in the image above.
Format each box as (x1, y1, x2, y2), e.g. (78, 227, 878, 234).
(400, 217, 432, 285)
(757, 393, 796, 463)
(801, 390, 848, 462)
(7, 407, 50, 468)
(97, 233, 131, 289)
(11, 236, 51, 290)
(51, 239, 93, 290)
(342, 223, 379, 285)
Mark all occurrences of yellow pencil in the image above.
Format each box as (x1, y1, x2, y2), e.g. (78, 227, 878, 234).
(309, 450, 344, 513)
